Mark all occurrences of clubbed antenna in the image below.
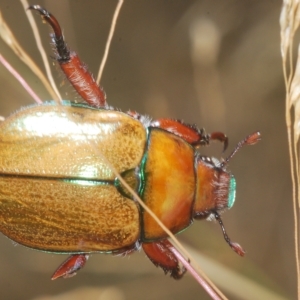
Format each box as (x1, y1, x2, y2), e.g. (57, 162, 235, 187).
(221, 131, 261, 168)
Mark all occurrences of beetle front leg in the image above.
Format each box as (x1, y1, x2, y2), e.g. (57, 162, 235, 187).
(151, 118, 228, 151)
(142, 239, 186, 279)
(51, 254, 89, 280)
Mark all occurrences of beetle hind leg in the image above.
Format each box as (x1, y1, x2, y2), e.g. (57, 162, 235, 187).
(29, 5, 107, 108)
(142, 239, 186, 280)
(51, 254, 89, 280)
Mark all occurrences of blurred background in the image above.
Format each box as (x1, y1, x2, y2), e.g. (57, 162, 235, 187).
(0, 0, 293, 299)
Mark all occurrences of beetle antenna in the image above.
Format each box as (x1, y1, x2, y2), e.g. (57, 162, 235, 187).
(213, 212, 245, 256)
(221, 131, 261, 168)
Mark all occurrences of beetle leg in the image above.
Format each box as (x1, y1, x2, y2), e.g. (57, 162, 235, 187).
(51, 254, 89, 280)
(142, 239, 186, 279)
(209, 131, 228, 152)
(29, 5, 107, 108)
(151, 118, 207, 145)
(150, 118, 228, 151)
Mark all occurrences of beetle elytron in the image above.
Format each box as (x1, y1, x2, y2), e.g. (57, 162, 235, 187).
(0, 5, 260, 279)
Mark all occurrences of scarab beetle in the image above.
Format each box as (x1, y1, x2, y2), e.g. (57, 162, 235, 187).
(0, 5, 260, 280)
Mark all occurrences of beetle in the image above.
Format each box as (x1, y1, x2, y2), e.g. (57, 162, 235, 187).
(0, 5, 260, 280)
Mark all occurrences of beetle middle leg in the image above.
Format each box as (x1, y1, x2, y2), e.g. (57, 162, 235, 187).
(142, 239, 186, 279)
(51, 254, 89, 280)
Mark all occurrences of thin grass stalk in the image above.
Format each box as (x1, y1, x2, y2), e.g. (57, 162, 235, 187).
(169, 244, 225, 300)
(284, 45, 299, 299)
(0, 9, 57, 100)
(0, 54, 42, 104)
(97, 0, 124, 84)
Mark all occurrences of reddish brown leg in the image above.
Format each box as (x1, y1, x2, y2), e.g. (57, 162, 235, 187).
(51, 254, 89, 280)
(142, 239, 186, 279)
(151, 118, 228, 151)
(210, 131, 228, 152)
(29, 5, 107, 108)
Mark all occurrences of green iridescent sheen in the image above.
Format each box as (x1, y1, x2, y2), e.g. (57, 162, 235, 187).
(228, 175, 236, 208)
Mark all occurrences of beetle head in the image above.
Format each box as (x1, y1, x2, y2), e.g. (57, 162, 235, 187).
(193, 131, 261, 220)
(193, 155, 235, 220)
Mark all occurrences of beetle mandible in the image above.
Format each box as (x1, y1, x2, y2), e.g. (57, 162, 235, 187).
(0, 5, 260, 280)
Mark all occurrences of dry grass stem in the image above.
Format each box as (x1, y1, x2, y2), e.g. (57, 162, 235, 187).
(280, 0, 300, 297)
(0, 9, 57, 101)
(169, 244, 226, 300)
(0, 54, 42, 104)
(96, 0, 124, 84)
